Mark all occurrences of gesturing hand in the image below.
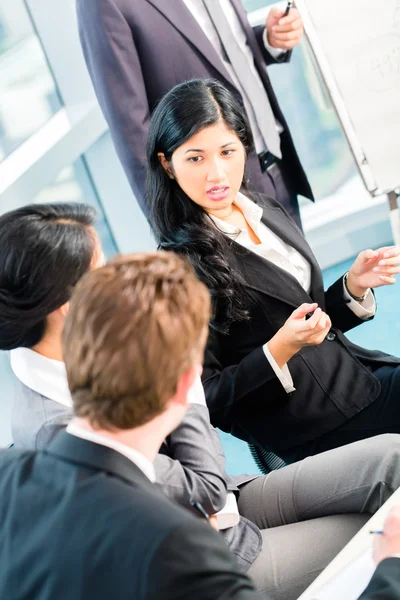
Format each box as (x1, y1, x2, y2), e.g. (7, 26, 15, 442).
(268, 303, 332, 368)
(347, 246, 400, 298)
(266, 7, 304, 50)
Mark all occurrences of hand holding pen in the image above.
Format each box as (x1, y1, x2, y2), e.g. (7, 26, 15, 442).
(266, 1, 304, 51)
(372, 507, 400, 565)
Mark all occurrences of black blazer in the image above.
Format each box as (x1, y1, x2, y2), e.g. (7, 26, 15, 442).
(202, 195, 400, 453)
(76, 0, 313, 215)
(0, 432, 263, 600)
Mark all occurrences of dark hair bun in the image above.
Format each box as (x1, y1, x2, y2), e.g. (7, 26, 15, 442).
(0, 202, 96, 350)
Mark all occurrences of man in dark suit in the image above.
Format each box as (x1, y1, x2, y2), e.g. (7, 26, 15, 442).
(0, 250, 400, 600)
(77, 0, 312, 227)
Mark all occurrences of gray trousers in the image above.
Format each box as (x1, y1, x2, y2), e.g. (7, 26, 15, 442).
(238, 434, 400, 600)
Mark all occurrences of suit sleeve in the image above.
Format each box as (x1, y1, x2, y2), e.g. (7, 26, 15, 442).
(202, 327, 287, 431)
(146, 519, 268, 600)
(154, 404, 228, 514)
(252, 25, 292, 66)
(358, 558, 400, 599)
(325, 276, 375, 333)
(76, 0, 149, 216)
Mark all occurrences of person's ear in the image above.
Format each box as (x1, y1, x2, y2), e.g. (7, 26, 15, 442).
(59, 302, 70, 318)
(45, 302, 69, 334)
(174, 364, 199, 408)
(157, 152, 174, 179)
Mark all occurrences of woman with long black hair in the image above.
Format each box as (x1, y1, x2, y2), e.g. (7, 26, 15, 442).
(147, 78, 400, 462)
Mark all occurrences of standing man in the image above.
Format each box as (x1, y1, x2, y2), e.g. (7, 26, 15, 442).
(77, 0, 312, 228)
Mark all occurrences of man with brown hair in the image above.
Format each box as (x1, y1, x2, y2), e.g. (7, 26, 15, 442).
(64, 251, 210, 432)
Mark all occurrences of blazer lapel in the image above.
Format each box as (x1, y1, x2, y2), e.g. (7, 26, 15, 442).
(234, 202, 325, 308)
(145, 0, 236, 87)
(260, 204, 311, 262)
(46, 430, 155, 491)
(234, 243, 311, 309)
(263, 204, 326, 306)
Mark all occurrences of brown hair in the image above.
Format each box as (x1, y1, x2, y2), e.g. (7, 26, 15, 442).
(62, 251, 211, 430)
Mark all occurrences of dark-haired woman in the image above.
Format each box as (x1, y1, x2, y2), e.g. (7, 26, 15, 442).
(0, 203, 104, 449)
(147, 78, 400, 462)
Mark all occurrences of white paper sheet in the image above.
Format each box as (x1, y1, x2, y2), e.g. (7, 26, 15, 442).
(311, 547, 376, 600)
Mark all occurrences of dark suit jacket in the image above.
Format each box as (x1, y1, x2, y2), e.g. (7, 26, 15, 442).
(202, 194, 400, 453)
(76, 0, 313, 216)
(0, 431, 264, 600)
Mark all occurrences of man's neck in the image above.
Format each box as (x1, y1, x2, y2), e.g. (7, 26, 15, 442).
(71, 416, 172, 463)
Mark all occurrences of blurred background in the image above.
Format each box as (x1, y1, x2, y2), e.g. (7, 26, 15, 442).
(0, 1, 396, 466)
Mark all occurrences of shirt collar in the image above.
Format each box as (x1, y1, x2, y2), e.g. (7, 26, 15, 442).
(208, 192, 263, 235)
(10, 347, 72, 408)
(66, 423, 156, 483)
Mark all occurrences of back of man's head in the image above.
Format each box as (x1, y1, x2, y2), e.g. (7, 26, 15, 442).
(62, 251, 210, 431)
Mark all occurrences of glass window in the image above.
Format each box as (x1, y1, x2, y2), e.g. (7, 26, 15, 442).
(0, 1, 62, 162)
(34, 158, 118, 259)
(241, 0, 357, 200)
(242, 0, 275, 10)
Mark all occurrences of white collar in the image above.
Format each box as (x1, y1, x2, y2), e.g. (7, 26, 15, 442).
(209, 192, 263, 235)
(10, 347, 72, 408)
(66, 422, 156, 483)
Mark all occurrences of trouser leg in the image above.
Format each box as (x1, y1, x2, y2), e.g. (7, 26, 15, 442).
(247, 514, 368, 600)
(237, 434, 400, 529)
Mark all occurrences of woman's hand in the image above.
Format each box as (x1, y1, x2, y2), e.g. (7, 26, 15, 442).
(347, 247, 400, 297)
(267, 303, 332, 368)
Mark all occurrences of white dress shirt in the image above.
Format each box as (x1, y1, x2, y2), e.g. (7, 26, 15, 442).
(182, 0, 284, 153)
(66, 422, 156, 483)
(209, 193, 376, 393)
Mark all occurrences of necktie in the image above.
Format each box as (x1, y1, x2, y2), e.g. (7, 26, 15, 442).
(202, 0, 282, 159)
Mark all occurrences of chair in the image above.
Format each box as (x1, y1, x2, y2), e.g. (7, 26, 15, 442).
(248, 443, 287, 474)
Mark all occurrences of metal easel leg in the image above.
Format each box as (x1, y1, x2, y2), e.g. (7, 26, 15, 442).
(388, 191, 400, 247)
